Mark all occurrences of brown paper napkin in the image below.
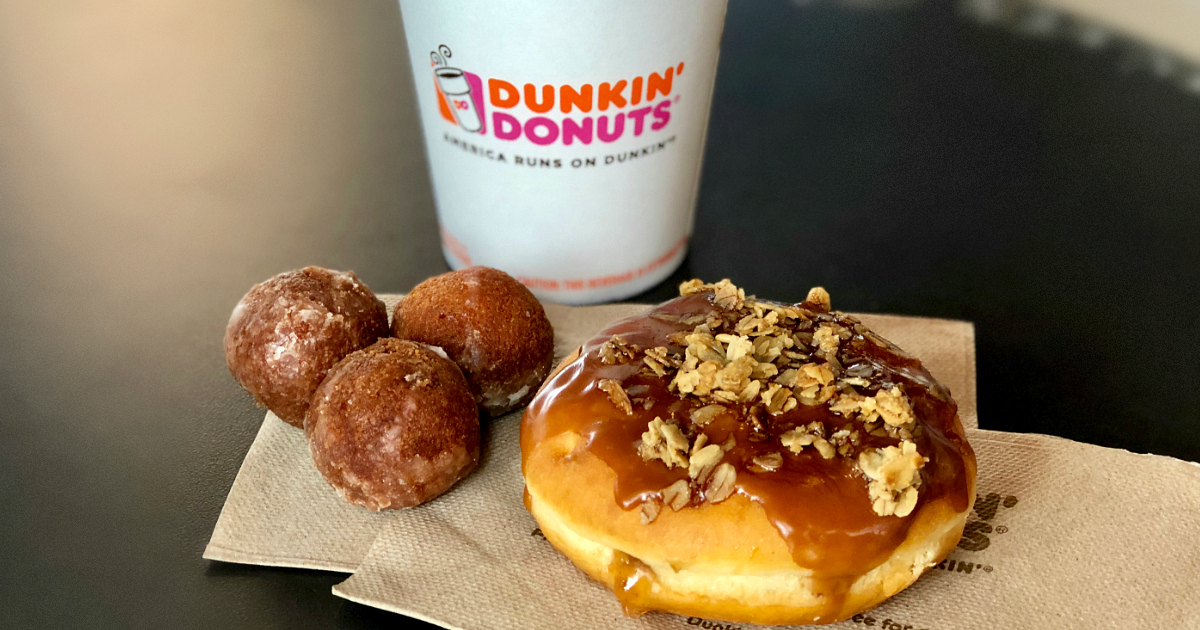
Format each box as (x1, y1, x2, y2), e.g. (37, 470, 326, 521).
(204, 297, 978, 572)
(333, 423, 1200, 629)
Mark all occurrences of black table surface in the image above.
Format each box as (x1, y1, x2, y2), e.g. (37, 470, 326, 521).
(2, 0, 1198, 627)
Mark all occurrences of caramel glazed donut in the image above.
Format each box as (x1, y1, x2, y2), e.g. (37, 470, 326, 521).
(520, 280, 977, 625)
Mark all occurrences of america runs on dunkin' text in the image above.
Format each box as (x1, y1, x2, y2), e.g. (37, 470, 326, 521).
(442, 131, 676, 169)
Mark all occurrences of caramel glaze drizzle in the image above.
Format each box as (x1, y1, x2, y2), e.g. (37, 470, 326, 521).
(522, 292, 973, 617)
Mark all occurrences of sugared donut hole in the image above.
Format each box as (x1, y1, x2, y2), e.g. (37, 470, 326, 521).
(392, 266, 554, 416)
(305, 338, 480, 510)
(223, 266, 389, 427)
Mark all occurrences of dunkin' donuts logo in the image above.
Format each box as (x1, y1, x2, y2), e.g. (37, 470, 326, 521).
(430, 45, 680, 146)
(957, 491, 1018, 552)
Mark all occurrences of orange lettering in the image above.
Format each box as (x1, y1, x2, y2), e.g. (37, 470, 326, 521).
(630, 76, 643, 105)
(647, 67, 675, 100)
(489, 79, 519, 108)
(559, 83, 593, 113)
(517, 276, 560, 290)
(524, 84, 554, 113)
(598, 81, 627, 111)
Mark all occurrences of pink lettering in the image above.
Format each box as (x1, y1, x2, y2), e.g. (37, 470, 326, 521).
(562, 117, 593, 145)
(597, 114, 625, 143)
(493, 112, 521, 140)
(524, 116, 559, 145)
(651, 100, 671, 131)
(627, 106, 652, 136)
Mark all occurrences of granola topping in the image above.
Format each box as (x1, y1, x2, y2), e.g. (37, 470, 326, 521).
(705, 463, 737, 503)
(617, 280, 935, 517)
(859, 441, 925, 517)
(638, 417, 689, 469)
(598, 378, 634, 416)
(521, 278, 973, 576)
(599, 335, 640, 365)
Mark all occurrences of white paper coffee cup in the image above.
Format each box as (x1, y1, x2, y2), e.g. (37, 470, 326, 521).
(399, 0, 728, 304)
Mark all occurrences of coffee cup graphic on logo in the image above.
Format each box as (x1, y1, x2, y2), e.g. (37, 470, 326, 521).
(400, 0, 728, 303)
(431, 46, 484, 134)
(434, 68, 483, 133)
